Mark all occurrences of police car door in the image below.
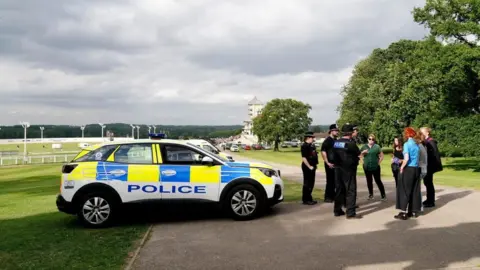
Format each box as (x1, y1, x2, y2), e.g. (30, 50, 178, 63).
(159, 144, 220, 202)
(103, 143, 162, 203)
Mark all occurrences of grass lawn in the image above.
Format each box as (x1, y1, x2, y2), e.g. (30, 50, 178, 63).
(0, 164, 147, 270)
(234, 148, 480, 189)
(282, 179, 323, 202)
(0, 163, 315, 269)
(0, 142, 82, 155)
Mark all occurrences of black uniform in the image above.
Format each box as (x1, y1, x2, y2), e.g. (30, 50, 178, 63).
(332, 136, 361, 217)
(301, 141, 319, 203)
(423, 137, 443, 206)
(321, 136, 336, 201)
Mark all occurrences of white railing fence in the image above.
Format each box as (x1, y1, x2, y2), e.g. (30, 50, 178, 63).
(0, 154, 78, 166)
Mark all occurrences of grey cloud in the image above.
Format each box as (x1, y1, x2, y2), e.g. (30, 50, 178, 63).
(188, 5, 428, 75)
(0, 0, 430, 125)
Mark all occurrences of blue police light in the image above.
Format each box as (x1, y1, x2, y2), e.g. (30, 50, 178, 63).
(149, 133, 167, 140)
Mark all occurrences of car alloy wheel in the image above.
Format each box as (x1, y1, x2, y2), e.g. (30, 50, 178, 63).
(82, 196, 111, 225)
(231, 190, 257, 216)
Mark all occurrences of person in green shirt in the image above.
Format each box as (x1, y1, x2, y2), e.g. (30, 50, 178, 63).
(360, 134, 386, 201)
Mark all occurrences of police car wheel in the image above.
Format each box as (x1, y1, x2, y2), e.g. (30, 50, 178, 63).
(224, 184, 266, 221)
(77, 192, 117, 228)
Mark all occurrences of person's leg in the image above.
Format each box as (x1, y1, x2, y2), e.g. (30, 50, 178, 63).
(311, 167, 317, 202)
(324, 163, 335, 202)
(423, 172, 435, 206)
(333, 168, 345, 216)
(373, 166, 386, 199)
(395, 167, 412, 220)
(346, 170, 361, 218)
(392, 167, 398, 187)
(302, 165, 311, 203)
(364, 167, 374, 199)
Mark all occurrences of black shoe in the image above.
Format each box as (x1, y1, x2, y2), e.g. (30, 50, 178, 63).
(303, 201, 317, 205)
(334, 211, 345, 217)
(423, 202, 435, 208)
(346, 214, 363, 219)
(407, 212, 420, 218)
(394, 212, 409, 220)
(324, 198, 334, 203)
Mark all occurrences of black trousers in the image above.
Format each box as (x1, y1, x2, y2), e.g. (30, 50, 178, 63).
(302, 164, 316, 202)
(391, 163, 400, 187)
(324, 162, 336, 200)
(396, 167, 421, 213)
(364, 166, 386, 197)
(423, 172, 435, 203)
(334, 167, 357, 217)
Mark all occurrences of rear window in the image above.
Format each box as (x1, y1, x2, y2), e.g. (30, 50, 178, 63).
(75, 145, 118, 162)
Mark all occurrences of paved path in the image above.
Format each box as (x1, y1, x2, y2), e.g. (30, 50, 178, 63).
(131, 154, 480, 270)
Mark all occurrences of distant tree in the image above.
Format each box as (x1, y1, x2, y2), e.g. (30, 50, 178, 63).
(252, 98, 312, 151)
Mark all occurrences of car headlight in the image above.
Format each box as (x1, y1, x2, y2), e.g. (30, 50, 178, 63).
(258, 168, 278, 178)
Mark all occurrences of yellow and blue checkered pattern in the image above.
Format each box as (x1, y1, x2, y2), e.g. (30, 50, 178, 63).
(68, 162, 274, 185)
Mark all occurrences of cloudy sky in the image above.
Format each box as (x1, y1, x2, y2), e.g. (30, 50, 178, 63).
(0, 0, 428, 126)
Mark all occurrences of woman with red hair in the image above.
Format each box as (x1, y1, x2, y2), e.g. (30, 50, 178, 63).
(395, 127, 422, 220)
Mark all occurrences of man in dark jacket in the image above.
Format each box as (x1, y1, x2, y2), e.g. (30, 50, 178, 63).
(321, 124, 339, 203)
(301, 131, 319, 205)
(420, 127, 443, 207)
(332, 124, 366, 219)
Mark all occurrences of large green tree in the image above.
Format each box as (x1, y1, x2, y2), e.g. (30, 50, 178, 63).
(413, 0, 480, 47)
(337, 0, 480, 155)
(252, 98, 312, 151)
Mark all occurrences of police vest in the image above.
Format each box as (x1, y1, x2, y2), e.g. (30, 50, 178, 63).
(332, 138, 360, 169)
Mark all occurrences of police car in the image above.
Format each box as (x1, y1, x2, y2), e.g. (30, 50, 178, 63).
(56, 133, 284, 228)
(186, 139, 235, 162)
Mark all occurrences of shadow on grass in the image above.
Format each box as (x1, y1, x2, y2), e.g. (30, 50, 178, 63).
(443, 158, 480, 172)
(0, 212, 146, 270)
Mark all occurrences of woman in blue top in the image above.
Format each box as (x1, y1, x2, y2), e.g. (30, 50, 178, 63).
(394, 127, 422, 220)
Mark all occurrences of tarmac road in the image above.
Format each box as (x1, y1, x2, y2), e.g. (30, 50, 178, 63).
(131, 154, 480, 270)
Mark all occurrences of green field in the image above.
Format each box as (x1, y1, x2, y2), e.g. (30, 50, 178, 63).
(234, 148, 480, 189)
(0, 163, 313, 269)
(0, 143, 89, 166)
(0, 142, 83, 155)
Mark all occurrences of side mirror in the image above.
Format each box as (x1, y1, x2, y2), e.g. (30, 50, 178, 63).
(201, 156, 214, 166)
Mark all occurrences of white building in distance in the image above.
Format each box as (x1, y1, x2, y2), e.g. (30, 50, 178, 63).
(243, 96, 264, 138)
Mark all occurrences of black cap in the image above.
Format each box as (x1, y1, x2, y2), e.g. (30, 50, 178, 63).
(341, 123, 354, 133)
(303, 131, 315, 138)
(329, 124, 339, 131)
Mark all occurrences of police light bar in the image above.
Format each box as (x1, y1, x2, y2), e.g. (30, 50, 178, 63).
(149, 133, 167, 139)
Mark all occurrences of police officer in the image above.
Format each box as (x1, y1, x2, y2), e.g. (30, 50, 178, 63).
(321, 124, 339, 203)
(332, 124, 366, 219)
(301, 131, 319, 205)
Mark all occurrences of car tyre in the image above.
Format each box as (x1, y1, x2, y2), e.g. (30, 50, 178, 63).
(77, 191, 118, 228)
(223, 184, 266, 221)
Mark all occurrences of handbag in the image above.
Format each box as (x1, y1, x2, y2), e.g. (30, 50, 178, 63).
(391, 162, 400, 172)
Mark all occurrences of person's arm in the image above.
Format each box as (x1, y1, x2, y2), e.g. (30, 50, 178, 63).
(301, 145, 313, 170)
(430, 139, 443, 168)
(378, 147, 384, 165)
(321, 138, 334, 168)
(400, 143, 409, 173)
(359, 145, 368, 159)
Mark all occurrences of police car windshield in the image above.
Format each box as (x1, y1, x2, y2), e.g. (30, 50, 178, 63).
(186, 142, 228, 162)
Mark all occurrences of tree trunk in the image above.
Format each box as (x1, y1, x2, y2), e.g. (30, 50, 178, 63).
(274, 135, 280, 151)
